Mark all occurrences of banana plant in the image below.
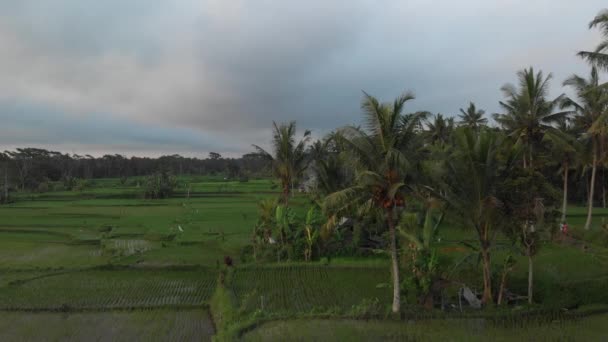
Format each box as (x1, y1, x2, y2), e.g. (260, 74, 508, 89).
(398, 202, 445, 307)
(304, 206, 322, 261)
(398, 204, 444, 251)
(275, 204, 296, 245)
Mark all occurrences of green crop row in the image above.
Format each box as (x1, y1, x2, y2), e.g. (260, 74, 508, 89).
(231, 266, 391, 314)
(0, 269, 217, 310)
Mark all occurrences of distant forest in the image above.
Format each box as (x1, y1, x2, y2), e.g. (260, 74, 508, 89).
(0, 148, 269, 191)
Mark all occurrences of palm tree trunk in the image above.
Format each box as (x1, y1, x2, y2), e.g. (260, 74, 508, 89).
(480, 245, 493, 305)
(603, 168, 606, 209)
(527, 254, 533, 304)
(585, 143, 598, 230)
(561, 161, 568, 223)
(282, 180, 290, 205)
(386, 207, 401, 313)
(3, 164, 8, 204)
(497, 268, 509, 305)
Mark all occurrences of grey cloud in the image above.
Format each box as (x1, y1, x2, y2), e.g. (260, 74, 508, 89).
(0, 0, 606, 155)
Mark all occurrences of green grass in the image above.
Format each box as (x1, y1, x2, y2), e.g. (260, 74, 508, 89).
(0, 309, 214, 342)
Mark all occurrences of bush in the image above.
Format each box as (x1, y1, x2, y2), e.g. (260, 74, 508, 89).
(119, 176, 128, 185)
(36, 182, 49, 193)
(144, 170, 177, 199)
(62, 175, 76, 190)
(74, 179, 89, 192)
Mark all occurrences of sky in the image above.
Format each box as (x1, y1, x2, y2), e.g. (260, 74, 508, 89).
(0, 0, 605, 157)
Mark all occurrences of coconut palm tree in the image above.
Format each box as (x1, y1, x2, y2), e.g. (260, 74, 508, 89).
(458, 102, 488, 130)
(547, 118, 582, 224)
(324, 91, 424, 313)
(562, 66, 608, 230)
(426, 113, 454, 146)
(307, 137, 353, 198)
(443, 127, 510, 305)
(578, 9, 608, 71)
(253, 121, 311, 204)
(494, 67, 568, 169)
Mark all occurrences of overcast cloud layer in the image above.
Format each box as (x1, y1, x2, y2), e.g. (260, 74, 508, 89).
(0, 0, 605, 157)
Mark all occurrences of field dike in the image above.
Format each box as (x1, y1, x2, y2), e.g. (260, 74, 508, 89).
(209, 267, 240, 341)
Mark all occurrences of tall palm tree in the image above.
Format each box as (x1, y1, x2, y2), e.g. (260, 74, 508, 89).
(562, 66, 608, 230)
(578, 9, 608, 71)
(494, 67, 568, 169)
(443, 127, 510, 305)
(253, 121, 311, 204)
(324, 91, 424, 313)
(458, 102, 488, 130)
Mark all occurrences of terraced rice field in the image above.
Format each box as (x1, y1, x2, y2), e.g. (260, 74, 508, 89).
(0, 309, 215, 342)
(0, 269, 216, 310)
(231, 266, 391, 313)
(242, 315, 608, 342)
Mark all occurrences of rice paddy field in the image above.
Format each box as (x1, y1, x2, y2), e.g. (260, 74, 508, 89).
(1, 176, 608, 340)
(0, 309, 215, 342)
(241, 314, 608, 341)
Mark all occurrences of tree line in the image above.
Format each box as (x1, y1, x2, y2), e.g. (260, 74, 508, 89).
(0, 149, 269, 202)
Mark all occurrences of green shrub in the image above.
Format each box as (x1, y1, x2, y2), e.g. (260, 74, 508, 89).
(143, 170, 177, 199)
(36, 182, 49, 193)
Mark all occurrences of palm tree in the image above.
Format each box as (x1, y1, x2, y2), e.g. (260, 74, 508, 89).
(307, 137, 353, 198)
(324, 91, 424, 313)
(547, 118, 581, 224)
(458, 102, 488, 130)
(0, 152, 9, 204)
(578, 9, 608, 71)
(562, 66, 608, 230)
(426, 113, 454, 145)
(253, 121, 311, 204)
(443, 127, 509, 305)
(494, 67, 568, 169)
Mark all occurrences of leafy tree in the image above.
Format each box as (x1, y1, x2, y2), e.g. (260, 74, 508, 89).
(562, 66, 608, 229)
(143, 170, 177, 199)
(458, 102, 487, 130)
(494, 67, 568, 169)
(324, 91, 424, 313)
(253, 122, 311, 204)
(209, 152, 222, 160)
(0, 152, 10, 204)
(578, 9, 608, 70)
